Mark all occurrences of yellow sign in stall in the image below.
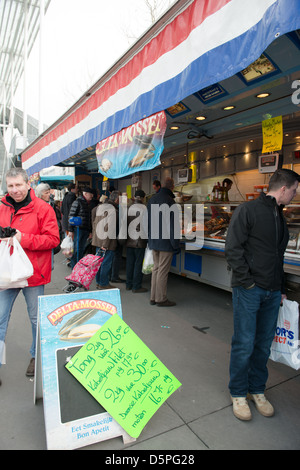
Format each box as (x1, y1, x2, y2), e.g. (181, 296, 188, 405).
(262, 116, 283, 153)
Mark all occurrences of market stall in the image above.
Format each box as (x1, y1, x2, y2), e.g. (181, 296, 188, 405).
(19, 0, 300, 290)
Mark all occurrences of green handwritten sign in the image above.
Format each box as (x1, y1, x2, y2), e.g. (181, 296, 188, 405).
(262, 115, 283, 153)
(65, 314, 181, 438)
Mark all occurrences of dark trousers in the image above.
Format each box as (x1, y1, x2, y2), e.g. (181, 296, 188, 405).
(229, 285, 281, 397)
(126, 247, 145, 290)
(70, 228, 90, 268)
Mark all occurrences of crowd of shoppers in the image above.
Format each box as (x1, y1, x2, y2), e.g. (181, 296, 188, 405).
(0, 167, 299, 429)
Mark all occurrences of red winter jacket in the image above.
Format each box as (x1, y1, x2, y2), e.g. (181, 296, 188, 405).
(0, 188, 60, 286)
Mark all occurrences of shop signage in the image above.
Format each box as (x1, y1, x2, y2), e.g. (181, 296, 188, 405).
(65, 314, 181, 439)
(96, 111, 167, 179)
(194, 83, 227, 103)
(262, 115, 283, 153)
(35, 290, 135, 450)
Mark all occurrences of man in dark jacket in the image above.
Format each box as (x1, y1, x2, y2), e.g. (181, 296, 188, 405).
(61, 183, 77, 234)
(225, 169, 299, 421)
(126, 189, 148, 293)
(147, 177, 180, 306)
(68, 187, 94, 268)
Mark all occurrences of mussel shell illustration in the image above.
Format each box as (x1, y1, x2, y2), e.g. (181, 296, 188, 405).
(133, 135, 153, 149)
(59, 308, 100, 341)
(128, 141, 156, 168)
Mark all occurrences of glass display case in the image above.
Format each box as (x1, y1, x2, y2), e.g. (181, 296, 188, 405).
(171, 201, 300, 291)
(182, 201, 300, 257)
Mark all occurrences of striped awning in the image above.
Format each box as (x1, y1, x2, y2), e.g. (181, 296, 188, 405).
(22, 0, 300, 176)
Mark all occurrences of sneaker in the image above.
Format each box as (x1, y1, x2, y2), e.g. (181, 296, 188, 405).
(231, 396, 252, 421)
(248, 393, 274, 417)
(156, 299, 176, 307)
(26, 358, 35, 377)
(132, 288, 148, 293)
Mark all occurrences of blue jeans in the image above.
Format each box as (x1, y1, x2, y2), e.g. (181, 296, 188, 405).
(229, 285, 281, 397)
(96, 250, 115, 287)
(0, 285, 44, 366)
(126, 247, 145, 290)
(70, 228, 90, 268)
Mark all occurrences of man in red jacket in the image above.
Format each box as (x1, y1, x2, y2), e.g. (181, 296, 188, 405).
(0, 168, 60, 384)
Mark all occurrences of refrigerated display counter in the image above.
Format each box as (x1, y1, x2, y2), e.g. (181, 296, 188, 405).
(170, 202, 300, 291)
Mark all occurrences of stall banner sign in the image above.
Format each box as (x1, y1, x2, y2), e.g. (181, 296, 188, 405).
(29, 172, 40, 189)
(65, 314, 181, 439)
(36, 290, 134, 450)
(96, 111, 167, 179)
(262, 116, 283, 153)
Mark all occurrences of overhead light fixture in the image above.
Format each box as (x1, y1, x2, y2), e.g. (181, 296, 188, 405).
(196, 115, 206, 121)
(223, 105, 235, 111)
(256, 92, 270, 98)
(170, 125, 179, 130)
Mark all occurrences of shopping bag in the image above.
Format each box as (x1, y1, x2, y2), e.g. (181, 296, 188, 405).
(142, 245, 154, 274)
(10, 237, 33, 282)
(269, 299, 300, 370)
(0, 239, 33, 290)
(0, 241, 12, 284)
(61, 235, 74, 257)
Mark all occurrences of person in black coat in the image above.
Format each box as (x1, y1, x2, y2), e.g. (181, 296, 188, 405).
(147, 177, 180, 306)
(61, 183, 78, 234)
(225, 169, 299, 421)
(68, 187, 94, 268)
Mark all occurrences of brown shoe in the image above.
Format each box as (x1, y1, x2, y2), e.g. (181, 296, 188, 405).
(247, 394, 274, 417)
(132, 288, 148, 293)
(231, 396, 252, 421)
(26, 358, 35, 377)
(156, 299, 176, 307)
(97, 284, 115, 290)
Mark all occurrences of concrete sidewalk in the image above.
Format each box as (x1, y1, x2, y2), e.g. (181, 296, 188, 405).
(0, 252, 299, 450)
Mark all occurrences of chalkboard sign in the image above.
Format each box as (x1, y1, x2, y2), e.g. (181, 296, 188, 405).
(36, 290, 135, 450)
(65, 314, 181, 438)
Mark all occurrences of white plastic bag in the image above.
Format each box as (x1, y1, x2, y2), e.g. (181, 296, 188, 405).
(0, 239, 33, 290)
(269, 299, 300, 370)
(11, 237, 33, 282)
(0, 241, 12, 284)
(61, 235, 74, 257)
(142, 245, 154, 274)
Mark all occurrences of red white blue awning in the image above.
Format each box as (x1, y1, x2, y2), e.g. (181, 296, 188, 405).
(22, 0, 300, 176)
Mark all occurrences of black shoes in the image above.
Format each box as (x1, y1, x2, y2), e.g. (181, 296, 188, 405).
(156, 299, 176, 307)
(150, 299, 176, 307)
(26, 358, 35, 377)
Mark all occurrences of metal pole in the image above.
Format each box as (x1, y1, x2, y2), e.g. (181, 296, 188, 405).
(9, 53, 15, 147)
(23, 0, 28, 149)
(39, 0, 45, 135)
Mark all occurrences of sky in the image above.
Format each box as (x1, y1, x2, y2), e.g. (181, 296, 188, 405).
(14, 0, 172, 128)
